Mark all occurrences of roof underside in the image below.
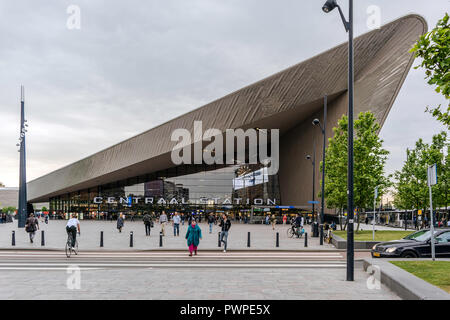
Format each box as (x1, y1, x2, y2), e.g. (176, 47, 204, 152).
(28, 14, 427, 202)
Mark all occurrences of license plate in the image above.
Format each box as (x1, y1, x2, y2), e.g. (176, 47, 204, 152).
(373, 252, 380, 257)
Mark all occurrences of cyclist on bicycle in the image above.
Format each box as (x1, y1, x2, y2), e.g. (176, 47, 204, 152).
(66, 213, 80, 247)
(294, 213, 303, 238)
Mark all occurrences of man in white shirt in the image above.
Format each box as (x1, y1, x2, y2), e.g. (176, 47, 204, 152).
(66, 213, 81, 247)
(173, 212, 181, 236)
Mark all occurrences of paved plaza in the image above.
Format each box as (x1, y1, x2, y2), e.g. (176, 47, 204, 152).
(0, 250, 398, 300)
(0, 220, 335, 251)
(0, 220, 406, 300)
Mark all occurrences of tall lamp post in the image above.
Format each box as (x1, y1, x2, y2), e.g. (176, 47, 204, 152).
(322, 0, 354, 281)
(17, 85, 28, 228)
(313, 95, 328, 246)
(306, 142, 316, 231)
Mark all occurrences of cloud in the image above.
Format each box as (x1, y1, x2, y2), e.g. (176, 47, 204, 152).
(0, 0, 448, 187)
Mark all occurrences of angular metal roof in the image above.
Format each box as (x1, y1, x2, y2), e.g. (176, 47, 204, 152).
(28, 14, 427, 202)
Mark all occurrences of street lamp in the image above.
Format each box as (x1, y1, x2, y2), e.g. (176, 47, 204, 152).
(305, 147, 316, 233)
(322, 0, 354, 281)
(312, 96, 328, 246)
(17, 85, 28, 228)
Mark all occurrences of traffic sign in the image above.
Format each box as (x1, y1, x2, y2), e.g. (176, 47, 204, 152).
(308, 201, 319, 204)
(427, 164, 437, 186)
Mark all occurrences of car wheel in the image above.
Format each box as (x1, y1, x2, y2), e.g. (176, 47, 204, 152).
(400, 251, 418, 258)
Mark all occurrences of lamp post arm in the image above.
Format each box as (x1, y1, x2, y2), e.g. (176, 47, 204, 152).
(337, 5, 350, 32)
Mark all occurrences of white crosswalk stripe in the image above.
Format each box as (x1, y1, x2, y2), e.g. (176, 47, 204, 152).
(0, 250, 346, 270)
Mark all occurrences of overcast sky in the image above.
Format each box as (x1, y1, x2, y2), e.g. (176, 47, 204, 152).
(0, 0, 448, 187)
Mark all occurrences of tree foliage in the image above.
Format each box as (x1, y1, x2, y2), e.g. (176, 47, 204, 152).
(1, 206, 16, 214)
(321, 112, 390, 216)
(394, 131, 449, 212)
(411, 13, 450, 128)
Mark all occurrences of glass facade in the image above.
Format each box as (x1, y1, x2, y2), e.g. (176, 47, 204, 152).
(49, 163, 281, 220)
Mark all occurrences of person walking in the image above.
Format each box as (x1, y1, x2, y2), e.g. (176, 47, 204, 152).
(265, 215, 270, 225)
(270, 214, 277, 230)
(25, 213, 39, 243)
(143, 212, 152, 236)
(185, 219, 202, 256)
(282, 214, 287, 225)
(219, 214, 231, 253)
(181, 213, 185, 226)
(159, 211, 168, 236)
(173, 212, 181, 236)
(117, 213, 124, 233)
(207, 213, 215, 234)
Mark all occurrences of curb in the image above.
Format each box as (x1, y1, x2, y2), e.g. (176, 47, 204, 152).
(362, 258, 450, 300)
(331, 232, 379, 249)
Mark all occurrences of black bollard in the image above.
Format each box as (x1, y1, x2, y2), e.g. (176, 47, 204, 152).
(12, 231, 15, 246)
(218, 232, 221, 247)
(41, 230, 45, 246)
(247, 232, 251, 247)
(159, 232, 163, 247)
(319, 225, 323, 246)
(130, 231, 134, 247)
(304, 232, 308, 247)
(100, 231, 104, 247)
(276, 232, 279, 247)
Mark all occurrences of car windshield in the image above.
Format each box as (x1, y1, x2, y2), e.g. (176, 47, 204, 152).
(404, 230, 428, 240)
(407, 230, 439, 242)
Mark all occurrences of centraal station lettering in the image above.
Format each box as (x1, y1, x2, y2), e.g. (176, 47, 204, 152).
(92, 197, 277, 206)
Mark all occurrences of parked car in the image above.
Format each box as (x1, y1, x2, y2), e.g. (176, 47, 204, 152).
(371, 228, 450, 258)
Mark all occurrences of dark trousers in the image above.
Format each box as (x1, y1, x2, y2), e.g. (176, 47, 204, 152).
(145, 223, 151, 236)
(174, 223, 180, 236)
(66, 226, 77, 247)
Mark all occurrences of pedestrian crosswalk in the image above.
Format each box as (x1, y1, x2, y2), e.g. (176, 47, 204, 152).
(0, 250, 346, 270)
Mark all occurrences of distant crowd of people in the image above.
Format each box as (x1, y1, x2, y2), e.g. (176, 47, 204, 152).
(113, 211, 234, 255)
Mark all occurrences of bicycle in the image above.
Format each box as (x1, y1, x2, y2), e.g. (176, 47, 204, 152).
(287, 224, 305, 238)
(65, 231, 79, 258)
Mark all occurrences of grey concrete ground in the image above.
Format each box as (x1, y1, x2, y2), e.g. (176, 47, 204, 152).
(0, 220, 335, 250)
(0, 253, 399, 300)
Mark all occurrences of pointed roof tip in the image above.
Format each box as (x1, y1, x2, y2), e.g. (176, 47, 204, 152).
(394, 13, 428, 34)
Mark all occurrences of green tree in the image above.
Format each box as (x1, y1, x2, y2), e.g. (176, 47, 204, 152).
(394, 131, 449, 219)
(320, 112, 390, 230)
(411, 13, 450, 128)
(0, 182, 5, 187)
(1, 206, 17, 214)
